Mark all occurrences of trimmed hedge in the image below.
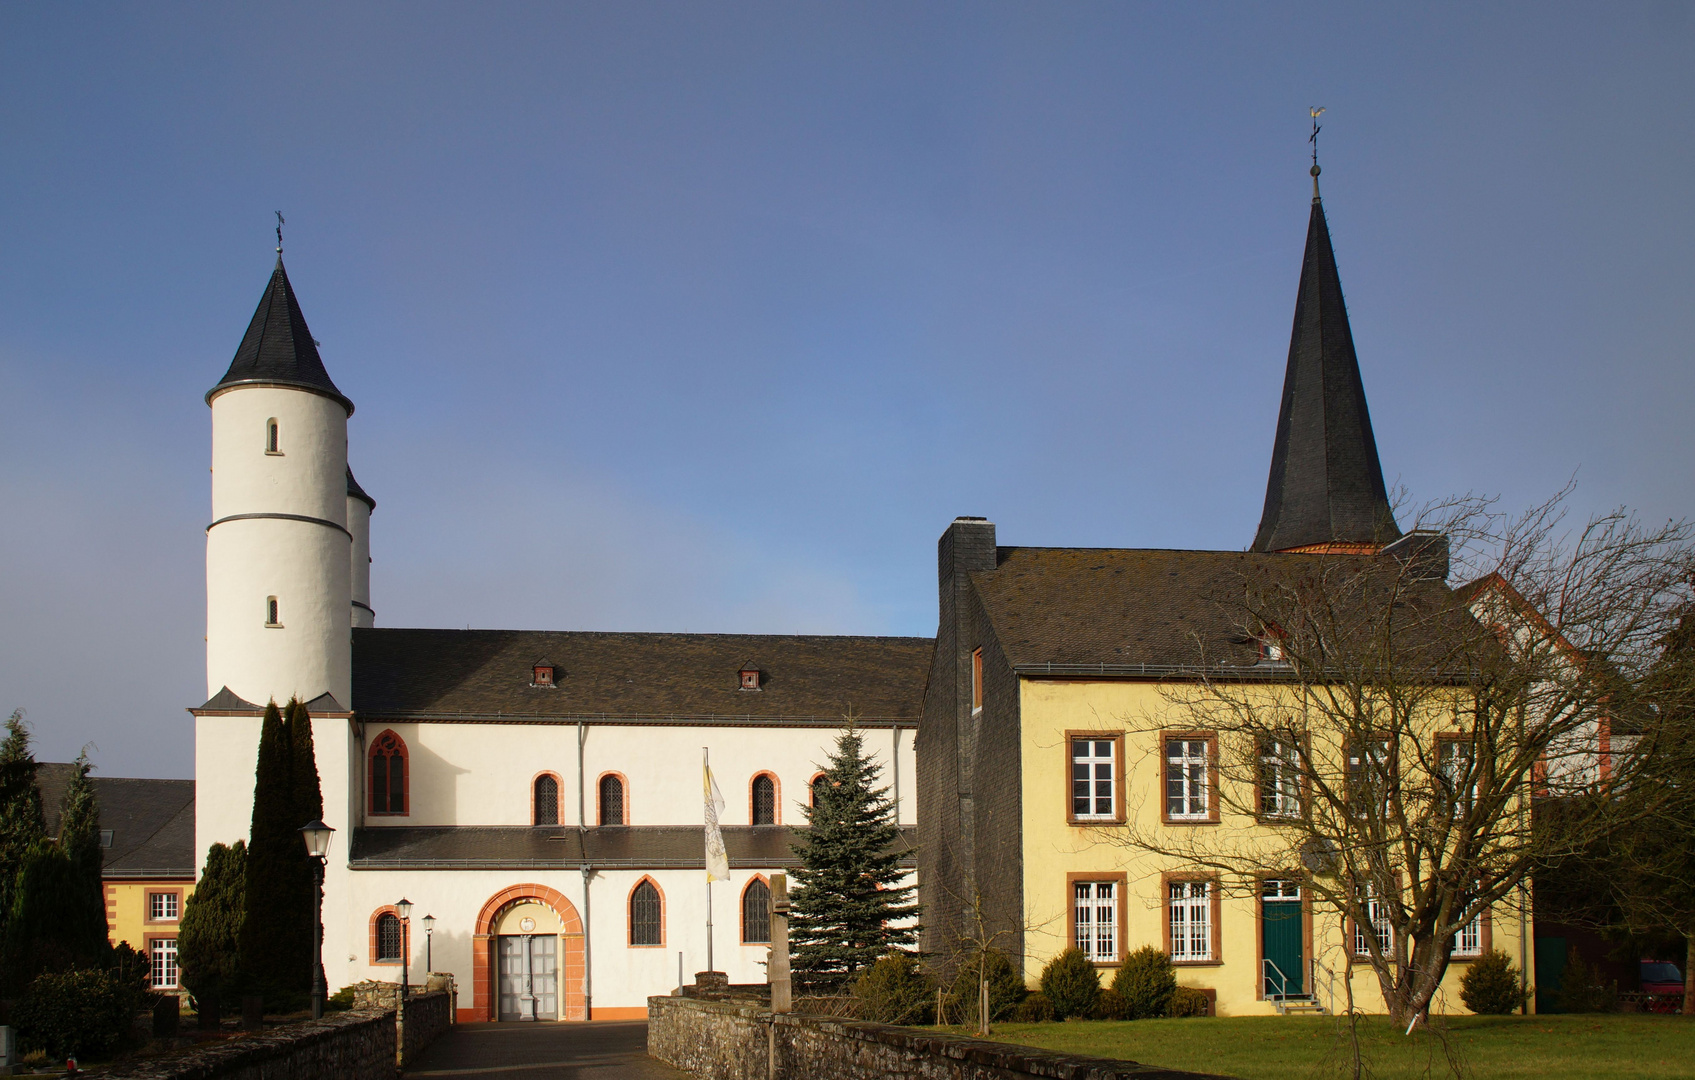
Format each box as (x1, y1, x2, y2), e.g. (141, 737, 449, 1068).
(1111, 946, 1177, 1019)
(1038, 948, 1100, 1020)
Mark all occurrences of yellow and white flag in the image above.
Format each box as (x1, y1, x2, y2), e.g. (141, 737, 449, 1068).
(704, 758, 729, 881)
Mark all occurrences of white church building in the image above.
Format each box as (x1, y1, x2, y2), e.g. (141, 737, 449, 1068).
(192, 255, 928, 1021)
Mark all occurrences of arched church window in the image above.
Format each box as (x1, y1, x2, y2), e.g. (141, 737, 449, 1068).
(534, 774, 559, 826)
(369, 731, 407, 815)
(741, 878, 771, 944)
(376, 912, 402, 962)
(629, 879, 662, 946)
(598, 774, 625, 826)
(751, 774, 776, 825)
(266, 419, 281, 455)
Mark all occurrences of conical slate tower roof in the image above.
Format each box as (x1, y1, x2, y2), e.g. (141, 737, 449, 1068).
(207, 258, 353, 414)
(346, 466, 375, 509)
(1250, 194, 1399, 553)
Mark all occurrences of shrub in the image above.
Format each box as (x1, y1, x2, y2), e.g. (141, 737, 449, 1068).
(1090, 988, 1129, 1020)
(852, 952, 934, 1025)
(1111, 946, 1177, 1019)
(1038, 948, 1100, 1020)
(1012, 992, 1055, 1022)
(14, 968, 134, 1059)
(1459, 949, 1528, 1015)
(943, 949, 1026, 1026)
(1168, 986, 1211, 1017)
(1556, 948, 1616, 1013)
(327, 986, 356, 1011)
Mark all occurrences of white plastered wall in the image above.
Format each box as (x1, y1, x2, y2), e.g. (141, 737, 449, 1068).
(347, 494, 373, 629)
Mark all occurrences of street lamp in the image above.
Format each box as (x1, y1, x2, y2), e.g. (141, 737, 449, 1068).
(396, 898, 413, 1002)
(298, 821, 335, 1020)
(422, 914, 436, 976)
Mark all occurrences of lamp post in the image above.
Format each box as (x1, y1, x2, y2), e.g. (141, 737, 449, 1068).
(396, 898, 413, 1002)
(299, 820, 335, 1020)
(422, 914, 435, 976)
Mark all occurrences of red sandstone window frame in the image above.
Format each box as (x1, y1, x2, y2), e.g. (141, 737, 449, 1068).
(1161, 731, 1221, 825)
(740, 874, 772, 945)
(532, 771, 563, 826)
(749, 772, 780, 826)
(1065, 731, 1127, 826)
(144, 933, 180, 989)
(627, 876, 666, 948)
(809, 771, 828, 807)
(368, 729, 409, 817)
(370, 905, 406, 965)
(597, 772, 630, 826)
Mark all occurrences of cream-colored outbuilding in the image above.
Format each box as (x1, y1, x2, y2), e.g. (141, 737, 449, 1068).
(195, 257, 928, 1021)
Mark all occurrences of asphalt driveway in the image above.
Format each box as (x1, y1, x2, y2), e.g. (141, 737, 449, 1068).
(402, 1019, 690, 1079)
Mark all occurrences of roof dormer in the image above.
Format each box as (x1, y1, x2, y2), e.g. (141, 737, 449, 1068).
(739, 663, 763, 691)
(531, 661, 558, 688)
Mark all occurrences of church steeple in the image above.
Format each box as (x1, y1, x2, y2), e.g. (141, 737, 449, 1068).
(1250, 189, 1400, 553)
(206, 257, 353, 415)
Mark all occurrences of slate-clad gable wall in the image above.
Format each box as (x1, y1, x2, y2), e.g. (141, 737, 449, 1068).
(966, 583, 1026, 968)
(918, 518, 997, 973)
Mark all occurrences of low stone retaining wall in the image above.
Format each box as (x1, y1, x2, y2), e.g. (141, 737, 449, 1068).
(102, 1009, 396, 1080)
(648, 995, 1235, 1080)
(347, 980, 455, 1065)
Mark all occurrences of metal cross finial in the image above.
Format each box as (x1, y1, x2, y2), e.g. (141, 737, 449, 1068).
(1308, 107, 1326, 199)
(275, 211, 285, 254)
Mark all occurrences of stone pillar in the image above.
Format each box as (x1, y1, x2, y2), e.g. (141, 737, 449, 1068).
(769, 872, 791, 1013)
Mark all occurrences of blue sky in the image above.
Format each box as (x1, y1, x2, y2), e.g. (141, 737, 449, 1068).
(2, 3, 1691, 778)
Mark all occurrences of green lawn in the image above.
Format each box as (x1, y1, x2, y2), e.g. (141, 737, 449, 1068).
(958, 1014, 1695, 1080)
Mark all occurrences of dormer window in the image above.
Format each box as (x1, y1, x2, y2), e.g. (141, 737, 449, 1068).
(1259, 639, 1284, 662)
(532, 663, 557, 688)
(739, 664, 762, 691)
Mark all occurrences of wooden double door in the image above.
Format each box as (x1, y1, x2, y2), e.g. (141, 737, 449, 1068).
(497, 934, 558, 1021)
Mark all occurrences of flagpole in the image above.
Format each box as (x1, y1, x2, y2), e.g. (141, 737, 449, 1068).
(704, 746, 714, 973)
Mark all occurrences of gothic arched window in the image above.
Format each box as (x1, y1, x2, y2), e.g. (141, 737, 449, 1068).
(742, 878, 771, 944)
(599, 774, 625, 826)
(751, 774, 776, 826)
(534, 774, 559, 826)
(376, 912, 402, 961)
(629, 879, 662, 946)
(369, 731, 407, 815)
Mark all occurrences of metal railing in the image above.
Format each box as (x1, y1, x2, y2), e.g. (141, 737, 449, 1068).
(1263, 958, 1290, 1000)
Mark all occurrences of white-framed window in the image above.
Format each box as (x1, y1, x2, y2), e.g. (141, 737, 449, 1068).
(1073, 881, 1118, 963)
(150, 937, 179, 989)
(1262, 878, 1301, 900)
(1346, 737, 1393, 798)
(1165, 738, 1210, 820)
(1259, 738, 1301, 818)
(1353, 887, 1393, 957)
(149, 892, 179, 920)
(1454, 915, 1482, 957)
(1071, 739, 1116, 820)
(1438, 739, 1476, 816)
(1168, 880, 1212, 961)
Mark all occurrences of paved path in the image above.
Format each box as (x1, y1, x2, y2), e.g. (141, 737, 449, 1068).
(403, 1020, 690, 1079)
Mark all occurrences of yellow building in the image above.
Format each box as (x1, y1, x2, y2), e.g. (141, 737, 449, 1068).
(40, 766, 196, 994)
(916, 185, 1534, 1017)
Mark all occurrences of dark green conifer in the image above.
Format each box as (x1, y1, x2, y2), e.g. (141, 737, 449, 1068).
(788, 725, 919, 992)
(0, 710, 46, 937)
(55, 750, 109, 965)
(180, 841, 247, 1010)
(239, 700, 299, 995)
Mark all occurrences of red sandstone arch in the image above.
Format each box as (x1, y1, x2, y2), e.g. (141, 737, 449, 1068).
(470, 884, 586, 1021)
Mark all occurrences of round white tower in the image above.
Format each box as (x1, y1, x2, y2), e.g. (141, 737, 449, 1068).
(346, 466, 375, 628)
(205, 257, 354, 709)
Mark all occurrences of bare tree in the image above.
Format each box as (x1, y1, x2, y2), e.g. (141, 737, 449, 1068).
(1103, 490, 1692, 1028)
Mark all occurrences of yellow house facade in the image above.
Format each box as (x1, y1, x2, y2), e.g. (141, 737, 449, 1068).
(916, 185, 1536, 1017)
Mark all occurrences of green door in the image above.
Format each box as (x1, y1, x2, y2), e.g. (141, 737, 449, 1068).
(1262, 898, 1304, 996)
(1535, 937, 1567, 1014)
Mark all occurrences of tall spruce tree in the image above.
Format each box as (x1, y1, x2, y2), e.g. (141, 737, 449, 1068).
(0, 710, 46, 941)
(56, 750, 109, 964)
(239, 699, 320, 997)
(788, 725, 919, 992)
(180, 841, 247, 1010)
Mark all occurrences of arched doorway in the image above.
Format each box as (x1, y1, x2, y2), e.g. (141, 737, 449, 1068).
(472, 885, 586, 1021)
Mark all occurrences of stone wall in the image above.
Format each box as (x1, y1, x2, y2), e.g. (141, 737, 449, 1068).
(101, 1010, 395, 1080)
(345, 981, 455, 1065)
(648, 996, 1236, 1080)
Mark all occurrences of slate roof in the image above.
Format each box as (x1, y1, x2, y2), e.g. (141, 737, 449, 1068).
(1252, 197, 1400, 553)
(347, 466, 375, 509)
(351, 629, 932, 723)
(37, 766, 195, 879)
(207, 257, 353, 414)
(972, 546, 1467, 673)
(348, 825, 918, 870)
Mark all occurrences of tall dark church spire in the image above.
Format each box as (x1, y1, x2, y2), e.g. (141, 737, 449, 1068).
(206, 256, 353, 414)
(1250, 184, 1400, 553)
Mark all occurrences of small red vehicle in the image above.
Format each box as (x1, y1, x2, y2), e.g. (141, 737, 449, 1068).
(1639, 960, 1685, 1013)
